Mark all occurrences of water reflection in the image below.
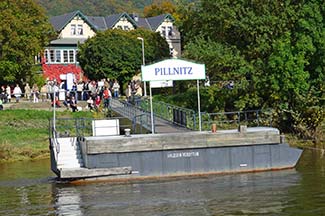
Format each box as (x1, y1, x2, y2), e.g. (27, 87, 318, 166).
(54, 186, 83, 216)
(2, 150, 325, 215)
(52, 169, 300, 216)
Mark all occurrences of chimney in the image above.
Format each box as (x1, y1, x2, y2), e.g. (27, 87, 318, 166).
(132, 13, 139, 22)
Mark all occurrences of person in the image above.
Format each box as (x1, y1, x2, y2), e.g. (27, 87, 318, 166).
(63, 93, 71, 109)
(125, 84, 132, 104)
(6, 85, 11, 103)
(77, 81, 84, 101)
(51, 96, 61, 107)
(40, 84, 48, 102)
(0, 98, 3, 110)
(112, 80, 120, 98)
(71, 82, 77, 99)
(134, 83, 143, 106)
(13, 84, 22, 103)
(103, 87, 111, 108)
(0, 86, 7, 103)
(87, 97, 95, 111)
(32, 84, 39, 103)
(204, 76, 210, 87)
(24, 83, 31, 101)
(69, 96, 78, 112)
(95, 95, 101, 110)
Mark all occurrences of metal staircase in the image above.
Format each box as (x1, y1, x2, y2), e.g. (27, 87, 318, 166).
(56, 137, 84, 169)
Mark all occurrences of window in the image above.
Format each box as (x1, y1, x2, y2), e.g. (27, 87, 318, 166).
(55, 50, 61, 62)
(116, 25, 123, 29)
(44, 50, 49, 63)
(71, 24, 76, 35)
(170, 48, 174, 56)
(77, 24, 83, 35)
(167, 26, 173, 37)
(45, 49, 77, 63)
(63, 50, 68, 63)
(124, 26, 130, 31)
(69, 50, 75, 63)
(50, 50, 55, 62)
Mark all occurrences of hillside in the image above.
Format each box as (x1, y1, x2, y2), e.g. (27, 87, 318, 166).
(35, 0, 166, 16)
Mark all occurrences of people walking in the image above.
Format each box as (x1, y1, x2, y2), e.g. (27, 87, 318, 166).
(125, 84, 132, 104)
(103, 87, 112, 108)
(32, 84, 39, 103)
(112, 80, 120, 98)
(24, 83, 31, 101)
(6, 85, 11, 103)
(13, 84, 22, 103)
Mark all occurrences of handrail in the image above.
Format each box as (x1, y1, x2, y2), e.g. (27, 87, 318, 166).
(132, 113, 153, 133)
(140, 99, 197, 130)
(50, 126, 60, 165)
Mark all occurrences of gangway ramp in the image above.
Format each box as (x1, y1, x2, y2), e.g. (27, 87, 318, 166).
(110, 98, 190, 133)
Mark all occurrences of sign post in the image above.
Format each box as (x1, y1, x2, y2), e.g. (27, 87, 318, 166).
(149, 83, 154, 134)
(141, 59, 205, 133)
(197, 80, 202, 131)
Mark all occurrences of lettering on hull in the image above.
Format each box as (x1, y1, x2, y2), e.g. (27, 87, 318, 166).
(167, 151, 199, 159)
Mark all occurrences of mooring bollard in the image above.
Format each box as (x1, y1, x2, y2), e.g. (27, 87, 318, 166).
(238, 125, 247, 133)
(211, 124, 217, 133)
(124, 128, 131, 137)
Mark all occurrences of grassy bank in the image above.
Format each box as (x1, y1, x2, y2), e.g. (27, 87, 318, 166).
(0, 102, 95, 163)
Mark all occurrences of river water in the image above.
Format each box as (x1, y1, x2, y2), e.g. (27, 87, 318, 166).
(0, 149, 324, 216)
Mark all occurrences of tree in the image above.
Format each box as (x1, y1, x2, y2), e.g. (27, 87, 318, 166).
(78, 29, 170, 85)
(176, 0, 324, 140)
(0, 0, 54, 84)
(144, 1, 177, 18)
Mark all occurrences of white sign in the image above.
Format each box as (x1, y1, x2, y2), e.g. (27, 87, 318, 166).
(66, 73, 75, 90)
(141, 59, 205, 81)
(150, 80, 173, 88)
(92, 119, 120, 136)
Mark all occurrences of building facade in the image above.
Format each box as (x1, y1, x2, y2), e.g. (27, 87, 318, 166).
(43, 10, 181, 82)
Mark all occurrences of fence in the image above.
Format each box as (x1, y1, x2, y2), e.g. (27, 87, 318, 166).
(140, 100, 197, 130)
(139, 99, 274, 131)
(200, 109, 274, 131)
(48, 116, 141, 139)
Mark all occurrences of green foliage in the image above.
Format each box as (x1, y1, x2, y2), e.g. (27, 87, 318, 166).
(0, 0, 54, 84)
(176, 0, 324, 141)
(144, 1, 177, 17)
(78, 29, 170, 84)
(0, 61, 20, 82)
(36, 0, 194, 16)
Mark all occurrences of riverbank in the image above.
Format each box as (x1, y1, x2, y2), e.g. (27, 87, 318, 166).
(0, 100, 95, 163)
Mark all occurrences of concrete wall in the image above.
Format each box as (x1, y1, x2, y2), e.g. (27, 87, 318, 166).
(82, 129, 280, 154)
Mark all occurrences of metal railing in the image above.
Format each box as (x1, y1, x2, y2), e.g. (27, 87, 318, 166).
(132, 113, 153, 134)
(200, 109, 274, 130)
(140, 99, 197, 130)
(138, 99, 274, 131)
(48, 116, 143, 139)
